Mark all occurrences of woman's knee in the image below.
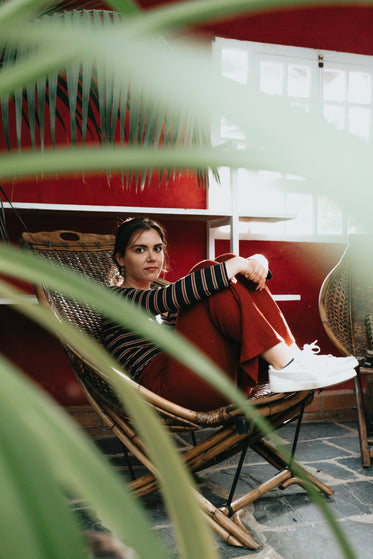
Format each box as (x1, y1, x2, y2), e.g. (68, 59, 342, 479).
(215, 253, 237, 263)
(189, 253, 238, 273)
(190, 259, 218, 273)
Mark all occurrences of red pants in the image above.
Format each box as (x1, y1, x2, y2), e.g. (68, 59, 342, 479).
(139, 255, 294, 411)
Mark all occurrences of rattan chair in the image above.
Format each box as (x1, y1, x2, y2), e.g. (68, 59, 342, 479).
(319, 234, 373, 467)
(21, 230, 333, 549)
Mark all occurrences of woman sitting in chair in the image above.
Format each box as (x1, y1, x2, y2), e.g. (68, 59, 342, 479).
(102, 217, 357, 411)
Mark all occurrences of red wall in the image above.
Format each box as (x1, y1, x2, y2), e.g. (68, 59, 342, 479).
(0, 212, 207, 405)
(1, 2, 366, 404)
(196, 5, 373, 56)
(137, 2, 373, 56)
(0, 95, 206, 209)
(4, 173, 206, 209)
(1, 212, 347, 405)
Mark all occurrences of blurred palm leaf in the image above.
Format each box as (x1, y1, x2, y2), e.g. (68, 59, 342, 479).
(0, 5, 212, 188)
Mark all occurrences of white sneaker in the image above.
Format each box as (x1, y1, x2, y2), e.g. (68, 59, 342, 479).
(269, 340, 358, 393)
(297, 340, 358, 369)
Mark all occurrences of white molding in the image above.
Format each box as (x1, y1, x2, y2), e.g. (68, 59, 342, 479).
(3, 201, 295, 222)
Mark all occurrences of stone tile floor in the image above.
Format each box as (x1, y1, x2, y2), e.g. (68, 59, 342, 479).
(72, 421, 373, 559)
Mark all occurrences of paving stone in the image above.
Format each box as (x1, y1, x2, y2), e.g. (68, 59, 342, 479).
(253, 492, 326, 527)
(259, 520, 353, 559)
(338, 456, 373, 477)
(70, 421, 373, 559)
(327, 481, 373, 517)
(280, 421, 356, 442)
(306, 459, 362, 482)
(292, 438, 353, 462)
(326, 434, 361, 454)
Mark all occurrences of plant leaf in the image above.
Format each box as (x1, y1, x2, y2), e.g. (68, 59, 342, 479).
(0, 276, 219, 559)
(0, 358, 88, 559)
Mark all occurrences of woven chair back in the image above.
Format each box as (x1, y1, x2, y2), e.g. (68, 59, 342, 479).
(22, 230, 115, 343)
(319, 234, 373, 358)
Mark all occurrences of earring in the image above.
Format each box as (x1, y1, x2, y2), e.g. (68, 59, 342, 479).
(119, 266, 125, 277)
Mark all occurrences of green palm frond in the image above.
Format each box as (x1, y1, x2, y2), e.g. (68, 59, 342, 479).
(0, 7, 212, 188)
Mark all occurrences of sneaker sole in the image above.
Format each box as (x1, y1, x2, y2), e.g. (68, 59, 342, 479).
(269, 368, 357, 393)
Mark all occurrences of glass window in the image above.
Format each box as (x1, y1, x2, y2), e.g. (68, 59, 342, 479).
(260, 61, 283, 95)
(221, 48, 248, 84)
(317, 196, 343, 235)
(286, 193, 314, 235)
(323, 104, 345, 130)
(323, 69, 346, 102)
(348, 106, 371, 140)
(287, 64, 311, 98)
(348, 71, 371, 104)
(220, 117, 245, 140)
(212, 38, 373, 241)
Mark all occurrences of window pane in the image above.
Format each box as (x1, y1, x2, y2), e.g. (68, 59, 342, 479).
(238, 182, 285, 214)
(221, 48, 248, 84)
(213, 38, 373, 241)
(257, 169, 282, 181)
(286, 193, 313, 235)
(250, 221, 286, 235)
(349, 107, 371, 140)
(220, 117, 245, 140)
(323, 104, 345, 130)
(260, 61, 283, 95)
(348, 71, 371, 104)
(317, 196, 343, 235)
(323, 69, 346, 101)
(208, 167, 231, 211)
(291, 102, 310, 112)
(287, 64, 311, 98)
(347, 215, 365, 234)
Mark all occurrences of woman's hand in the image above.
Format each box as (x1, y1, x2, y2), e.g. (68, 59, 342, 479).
(224, 254, 269, 290)
(245, 254, 268, 290)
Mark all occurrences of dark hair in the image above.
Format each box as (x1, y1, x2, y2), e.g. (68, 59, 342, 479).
(113, 216, 168, 273)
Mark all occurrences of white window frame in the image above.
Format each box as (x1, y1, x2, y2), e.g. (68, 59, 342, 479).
(210, 38, 372, 243)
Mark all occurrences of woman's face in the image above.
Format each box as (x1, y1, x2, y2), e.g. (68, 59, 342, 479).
(115, 228, 164, 289)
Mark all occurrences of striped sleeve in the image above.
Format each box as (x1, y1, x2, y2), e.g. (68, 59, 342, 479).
(113, 262, 230, 315)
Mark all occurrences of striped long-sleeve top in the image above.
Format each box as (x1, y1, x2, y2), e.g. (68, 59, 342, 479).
(101, 262, 230, 380)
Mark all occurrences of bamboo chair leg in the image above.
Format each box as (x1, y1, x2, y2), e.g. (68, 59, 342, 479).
(363, 373, 373, 459)
(204, 515, 244, 548)
(95, 408, 262, 547)
(116, 425, 262, 548)
(77, 381, 331, 549)
(198, 494, 261, 550)
(365, 373, 373, 425)
(117, 432, 261, 547)
(354, 373, 371, 467)
(220, 469, 293, 516)
(184, 430, 248, 472)
(251, 439, 334, 497)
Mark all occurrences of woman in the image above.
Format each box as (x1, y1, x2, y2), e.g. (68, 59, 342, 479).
(102, 217, 357, 411)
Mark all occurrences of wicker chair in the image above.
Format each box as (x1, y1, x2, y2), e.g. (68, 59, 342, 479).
(21, 230, 333, 549)
(319, 234, 373, 467)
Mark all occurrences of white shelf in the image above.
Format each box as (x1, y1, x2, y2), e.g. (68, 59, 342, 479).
(4, 202, 229, 220)
(2, 199, 299, 306)
(4, 202, 294, 222)
(5, 201, 295, 260)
